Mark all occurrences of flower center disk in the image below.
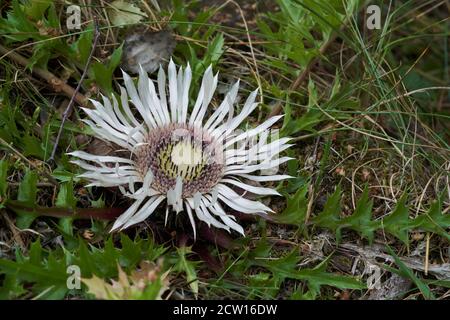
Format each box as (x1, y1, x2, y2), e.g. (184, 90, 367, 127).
(135, 124, 224, 198)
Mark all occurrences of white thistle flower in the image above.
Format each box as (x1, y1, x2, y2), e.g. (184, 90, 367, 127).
(70, 60, 293, 238)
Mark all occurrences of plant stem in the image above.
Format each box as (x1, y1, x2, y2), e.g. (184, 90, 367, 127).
(48, 19, 100, 163)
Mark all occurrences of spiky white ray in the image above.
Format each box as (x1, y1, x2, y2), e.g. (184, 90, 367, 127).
(204, 81, 239, 132)
(189, 65, 218, 126)
(122, 69, 157, 129)
(216, 184, 273, 214)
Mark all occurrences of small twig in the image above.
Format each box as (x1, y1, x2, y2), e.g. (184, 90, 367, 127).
(230, 0, 263, 104)
(305, 183, 315, 223)
(48, 20, 100, 163)
(424, 232, 430, 276)
(0, 137, 58, 185)
(305, 137, 322, 223)
(1, 212, 25, 249)
(0, 44, 88, 106)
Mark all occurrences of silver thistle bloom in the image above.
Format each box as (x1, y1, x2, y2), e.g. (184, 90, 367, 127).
(70, 60, 292, 237)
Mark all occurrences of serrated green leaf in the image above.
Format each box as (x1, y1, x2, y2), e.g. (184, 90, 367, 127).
(22, 0, 51, 20)
(22, 134, 45, 158)
(18, 170, 37, 206)
(108, 0, 147, 27)
(175, 246, 199, 297)
(264, 249, 300, 279)
(119, 234, 142, 268)
(58, 217, 74, 236)
(0, 0, 36, 42)
(90, 196, 105, 208)
(90, 63, 110, 91)
(338, 185, 377, 243)
(411, 196, 450, 241)
(0, 274, 26, 299)
(73, 27, 94, 64)
(45, 3, 59, 28)
(52, 168, 77, 183)
(273, 183, 309, 225)
(383, 194, 410, 246)
(56, 181, 77, 209)
(29, 239, 43, 265)
(76, 240, 96, 278)
(208, 34, 224, 65)
(257, 249, 364, 292)
(297, 267, 364, 291)
(281, 100, 323, 136)
(90, 44, 123, 93)
(248, 237, 272, 260)
(312, 184, 342, 230)
(0, 258, 59, 282)
(0, 236, 167, 299)
(311, 186, 448, 245)
(108, 43, 123, 73)
(16, 170, 38, 228)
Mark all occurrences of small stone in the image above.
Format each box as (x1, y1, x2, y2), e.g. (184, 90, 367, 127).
(122, 29, 176, 74)
(335, 167, 346, 176)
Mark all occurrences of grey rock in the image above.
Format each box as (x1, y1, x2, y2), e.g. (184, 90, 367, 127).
(122, 29, 176, 74)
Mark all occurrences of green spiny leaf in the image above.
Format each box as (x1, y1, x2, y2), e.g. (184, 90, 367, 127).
(89, 44, 123, 93)
(18, 169, 37, 206)
(338, 185, 377, 243)
(312, 184, 342, 230)
(382, 194, 410, 246)
(411, 196, 450, 241)
(16, 169, 38, 228)
(273, 183, 309, 226)
(175, 246, 199, 297)
(56, 181, 77, 209)
(22, 0, 51, 20)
